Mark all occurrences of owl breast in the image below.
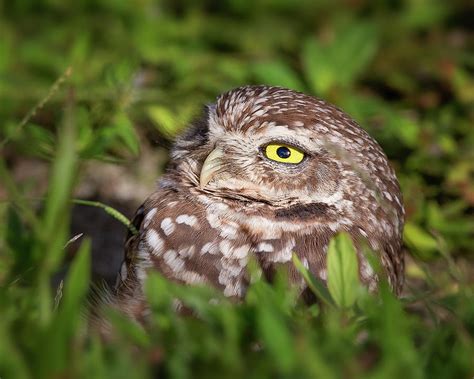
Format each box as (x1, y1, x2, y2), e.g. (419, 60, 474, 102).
(121, 184, 377, 300)
(122, 188, 303, 298)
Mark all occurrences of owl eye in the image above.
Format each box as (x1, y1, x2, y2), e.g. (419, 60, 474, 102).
(264, 143, 305, 164)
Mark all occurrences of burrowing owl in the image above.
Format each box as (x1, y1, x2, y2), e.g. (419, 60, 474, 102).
(115, 85, 404, 316)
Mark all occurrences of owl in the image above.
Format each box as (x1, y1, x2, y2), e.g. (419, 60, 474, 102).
(115, 85, 404, 317)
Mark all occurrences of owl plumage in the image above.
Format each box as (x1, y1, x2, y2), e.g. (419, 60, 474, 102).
(116, 85, 404, 316)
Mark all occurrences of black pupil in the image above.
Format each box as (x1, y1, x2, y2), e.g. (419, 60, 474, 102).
(276, 146, 291, 159)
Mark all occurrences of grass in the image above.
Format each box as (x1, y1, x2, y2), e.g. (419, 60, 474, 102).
(0, 0, 473, 378)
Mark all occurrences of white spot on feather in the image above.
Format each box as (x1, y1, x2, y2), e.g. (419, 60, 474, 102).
(163, 250, 185, 273)
(143, 208, 157, 228)
(358, 227, 368, 238)
(120, 262, 128, 281)
(220, 263, 243, 278)
(383, 191, 393, 201)
(201, 242, 219, 255)
(219, 224, 238, 239)
(181, 271, 206, 284)
(176, 214, 198, 227)
(302, 257, 309, 269)
(233, 244, 250, 259)
(135, 241, 153, 286)
(257, 242, 274, 253)
(219, 240, 233, 257)
(269, 239, 295, 263)
(146, 229, 164, 255)
(161, 217, 175, 236)
(319, 269, 327, 281)
(178, 245, 195, 258)
(136, 267, 148, 285)
(361, 260, 375, 279)
(223, 282, 243, 297)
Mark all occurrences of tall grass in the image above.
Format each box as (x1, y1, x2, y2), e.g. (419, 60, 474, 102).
(1, 86, 473, 379)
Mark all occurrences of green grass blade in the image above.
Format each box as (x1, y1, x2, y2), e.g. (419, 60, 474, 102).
(292, 253, 335, 307)
(326, 232, 360, 309)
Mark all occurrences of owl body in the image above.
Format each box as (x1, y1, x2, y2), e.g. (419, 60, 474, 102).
(117, 86, 404, 314)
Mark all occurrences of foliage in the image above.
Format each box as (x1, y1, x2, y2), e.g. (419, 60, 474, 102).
(0, 0, 473, 378)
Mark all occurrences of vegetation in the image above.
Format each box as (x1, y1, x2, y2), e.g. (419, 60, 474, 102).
(0, 1, 473, 378)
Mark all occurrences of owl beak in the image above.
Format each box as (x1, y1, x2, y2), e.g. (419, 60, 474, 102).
(200, 148, 224, 188)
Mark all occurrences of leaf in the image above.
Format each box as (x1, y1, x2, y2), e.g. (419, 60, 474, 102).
(145, 271, 173, 311)
(301, 38, 334, 96)
(37, 239, 91, 377)
(395, 115, 420, 147)
(333, 22, 378, 87)
(34, 99, 79, 324)
(56, 239, 91, 325)
(326, 232, 360, 309)
(24, 123, 55, 157)
(292, 253, 335, 307)
(257, 304, 295, 373)
(301, 22, 378, 96)
(0, 321, 30, 379)
(403, 222, 439, 259)
(106, 309, 151, 348)
(113, 112, 140, 156)
(147, 105, 180, 137)
(172, 284, 226, 318)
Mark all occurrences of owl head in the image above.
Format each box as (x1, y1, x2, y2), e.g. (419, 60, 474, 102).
(162, 85, 404, 291)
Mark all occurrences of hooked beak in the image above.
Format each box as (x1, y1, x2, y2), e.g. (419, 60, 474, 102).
(199, 148, 225, 189)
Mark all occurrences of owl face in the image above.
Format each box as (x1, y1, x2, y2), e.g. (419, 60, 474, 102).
(197, 121, 342, 207)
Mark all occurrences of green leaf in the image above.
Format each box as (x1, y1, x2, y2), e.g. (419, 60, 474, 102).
(257, 304, 295, 373)
(56, 239, 91, 324)
(145, 271, 173, 311)
(301, 22, 378, 96)
(34, 99, 79, 324)
(113, 112, 139, 156)
(301, 38, 334, 96)
(333, 22, 378, 87)
(23, 123, 55, 158)
(147, 105, 179, 137)
(172, 284, 226, 318)
(292, 253, 335, 307)
(36, 239, 91, 377)
(0, 321, 30, 379)
(327, 232, 360, 309)
(106, 309, 151, 348)
(403, 222, 439, 259)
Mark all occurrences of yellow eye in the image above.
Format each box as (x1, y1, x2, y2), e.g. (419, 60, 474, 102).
(264, 143, 305, 164)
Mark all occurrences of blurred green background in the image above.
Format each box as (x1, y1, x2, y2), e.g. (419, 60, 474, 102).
(0, 0, 473, 378)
